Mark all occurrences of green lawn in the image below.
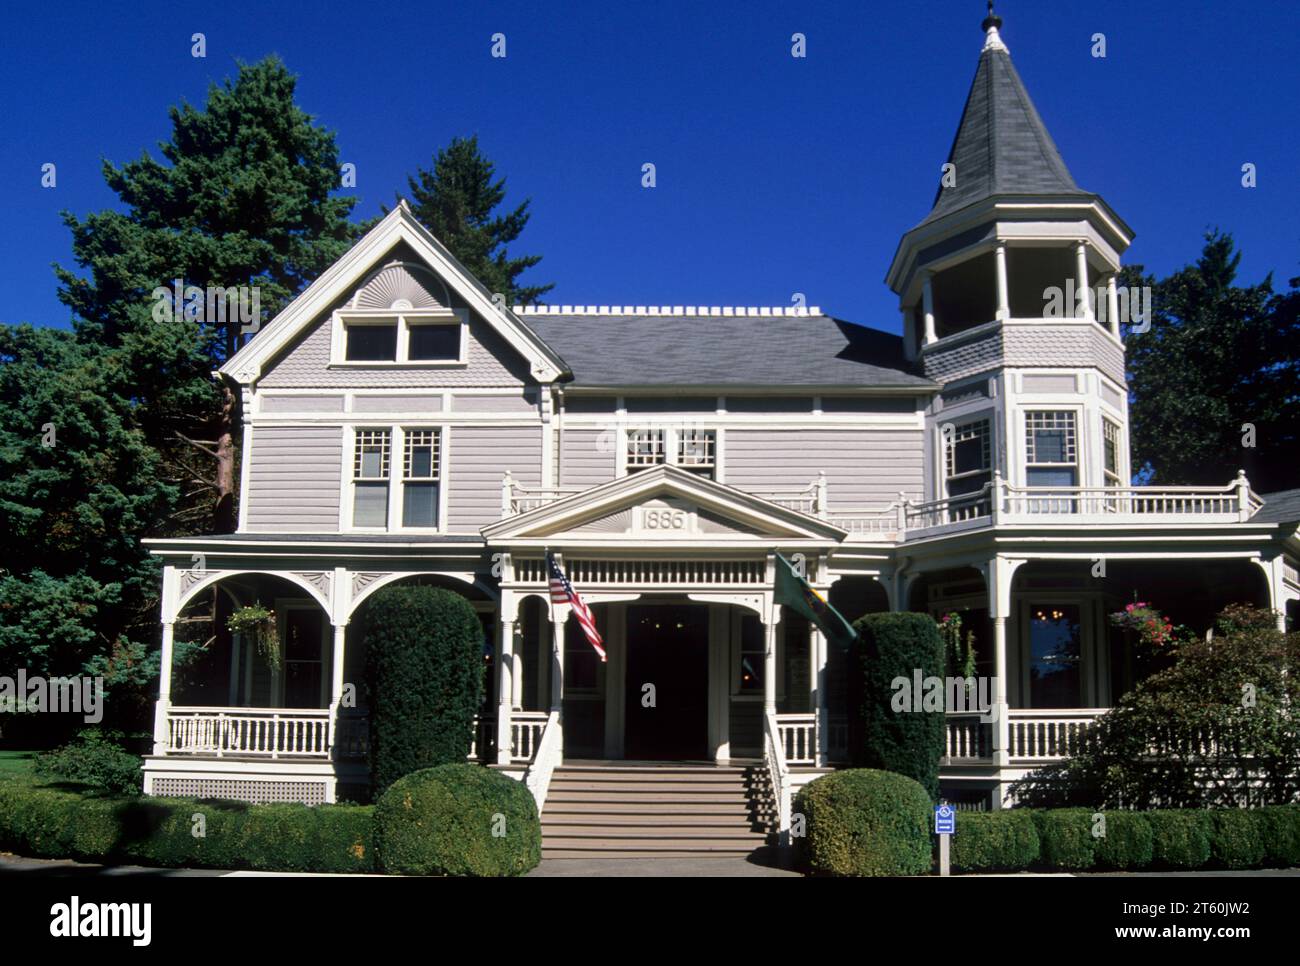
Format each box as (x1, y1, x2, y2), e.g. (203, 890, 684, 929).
(0, 751, 36, 775)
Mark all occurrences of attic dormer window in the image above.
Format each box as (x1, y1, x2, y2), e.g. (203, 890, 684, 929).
(333, 309, 467, 366)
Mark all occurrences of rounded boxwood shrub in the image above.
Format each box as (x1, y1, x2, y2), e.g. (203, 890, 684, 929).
(1148, 809, 1213, 869)
(375, 764, 540, 876)
(33, 732, 143, 797)
(794, 769, 932, 876)
(364, 584, 485, 797)
(1031, 809, 1096, 871)
(853, 612, 946, 800)
(949, 810, 1040, 873)
(1257, 806, 1300, 868)
(1094, 811, 1154, 870)
(1209, 809, 1267, 869)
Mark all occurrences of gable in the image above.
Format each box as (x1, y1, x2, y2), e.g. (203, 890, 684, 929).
(257, 242, 536, 389)
(483, 464, 846, 545)
(222, 202, 566, 386)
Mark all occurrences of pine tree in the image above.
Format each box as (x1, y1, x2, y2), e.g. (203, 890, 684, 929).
(403, 136, 553, 305)
(1123, 231, 1300, 492)
(55, 56, 358, 533)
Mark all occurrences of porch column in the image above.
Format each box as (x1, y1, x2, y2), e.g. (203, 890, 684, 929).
(152, 620, 175, 755)
(330, 624, 346, 705)
(921, 272, 937, 345)
(496, 618, 515, 765)
(995, 243, 1010, 320)
(1106, 274, 1120, 338)
(764, 614, 778, 716)
(1075, 242, 1093, 321)
(991, 617, 1010, 769)
(551, 615, 566, 712)
(811, 627, 828, 767)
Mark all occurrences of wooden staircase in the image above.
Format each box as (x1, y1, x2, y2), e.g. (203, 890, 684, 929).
(540, 762, 774, 859)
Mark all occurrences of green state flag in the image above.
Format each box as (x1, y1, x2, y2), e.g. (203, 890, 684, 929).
(773, 553, 858, 650)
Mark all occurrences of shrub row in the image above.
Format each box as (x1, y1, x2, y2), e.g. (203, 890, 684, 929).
(0, 762, 544, 876)
(0, 778, 373, 874)
(950, 805, 1300, 874)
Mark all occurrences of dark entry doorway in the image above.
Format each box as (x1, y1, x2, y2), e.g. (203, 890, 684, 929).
(623, 604, 709, 760)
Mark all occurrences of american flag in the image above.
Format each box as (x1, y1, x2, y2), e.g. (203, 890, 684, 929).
(547, 551, 606, 662)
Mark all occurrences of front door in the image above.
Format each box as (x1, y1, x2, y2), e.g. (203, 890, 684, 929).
(623, 604, 709, 760)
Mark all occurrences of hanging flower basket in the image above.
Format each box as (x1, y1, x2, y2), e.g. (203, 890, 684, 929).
(1109, 601, 1176, 648)
(227, 604, 281, 673)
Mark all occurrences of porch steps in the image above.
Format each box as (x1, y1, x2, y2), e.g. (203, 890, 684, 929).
(541, 764, 773, 859)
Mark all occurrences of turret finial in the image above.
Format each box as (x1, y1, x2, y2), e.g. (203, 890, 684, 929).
(982, 1, 1008, 52)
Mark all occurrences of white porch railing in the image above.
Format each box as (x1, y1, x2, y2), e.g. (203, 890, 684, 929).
(1007, 709, 1106, 761)
(774, 712, 818, 765)
(827, 472, 1262, 540)
(166, 707, 332, 758)
(749, 473, 827, 517)
(943, 709, 1106, 762)
(523, 710, 563, 811)
(762, 710, 792, 840)
(509, 711, 549, 763)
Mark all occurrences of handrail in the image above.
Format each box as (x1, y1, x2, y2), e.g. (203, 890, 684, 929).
(762, 710, 792, 843)
(523, 710, 562, 812)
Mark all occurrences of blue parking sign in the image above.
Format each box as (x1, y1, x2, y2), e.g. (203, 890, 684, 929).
(934, 803, 955, 835)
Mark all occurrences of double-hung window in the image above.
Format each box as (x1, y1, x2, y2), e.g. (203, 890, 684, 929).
(1024, 411, 1078, 513)
(677, 429, 717, 479)
(626, 429, 666, 472)
(401, 429, 441, 527)
(337, 311, 465, 364)
(351, 427, 441, 529)
(1025, 411, 1078, 486)
(1102, 418, 1122, 487)
(625, 427, 718, 478)
(352, 430, 391, 527)
(945, 418, 992, 496)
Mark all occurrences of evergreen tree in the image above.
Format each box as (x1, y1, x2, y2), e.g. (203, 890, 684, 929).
(55, 55, 358, 532)
(1122, 231, 1300, 492)
(403, 136, 553, 305)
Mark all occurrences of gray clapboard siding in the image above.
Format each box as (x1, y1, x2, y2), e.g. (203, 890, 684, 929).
(446, 426, 543, 532)
(724, 428, 924, 509)
(245, 426, 343, 532)
(560, 428, 616, 488)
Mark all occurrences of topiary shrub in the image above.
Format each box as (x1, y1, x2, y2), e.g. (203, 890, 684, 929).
(374, 764, 540, 876)
(794, 769, 932, 876)
(1147, 809, 1213, 869)
(1257, 805, 1300, 868)
(853, 612, 946, 800)
(1031, 809, 1096, 871)
(1094, 811, 1154, 870)
(949, 810, 1040, 873)
(1209, 809, 1267, 869)
(364, 585, 485, 797)
(34, 731, 142, 796)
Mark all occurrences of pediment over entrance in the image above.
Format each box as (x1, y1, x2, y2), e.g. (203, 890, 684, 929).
(481, 464, 847, 546)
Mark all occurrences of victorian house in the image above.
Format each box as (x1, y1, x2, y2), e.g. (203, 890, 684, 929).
(140, 13, 1300, 857)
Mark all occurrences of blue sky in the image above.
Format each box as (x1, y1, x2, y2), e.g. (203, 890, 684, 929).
(3, 0, 1297, 334)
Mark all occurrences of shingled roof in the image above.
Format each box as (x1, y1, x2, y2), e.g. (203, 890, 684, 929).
(524, 311, 934, 389)
(920, 20, 1093, 227)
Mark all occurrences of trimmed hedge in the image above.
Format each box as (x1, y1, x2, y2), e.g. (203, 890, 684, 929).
(1032, 808, 1097, 871)
(1148, 809, 1213, 869)
(853, 612, 946, 799)
(949, 810, 1039, 873)
(364, 584, 485, 797)
(0, 777, 374, 873)
(374, 764, 540, 876)
(1093, 811, 1154, 870)
(1210, 809, 1267, 869)
(795, 795, 1300, 875)
(795, 769, 932, 876)
(34, 733, 143, 796)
